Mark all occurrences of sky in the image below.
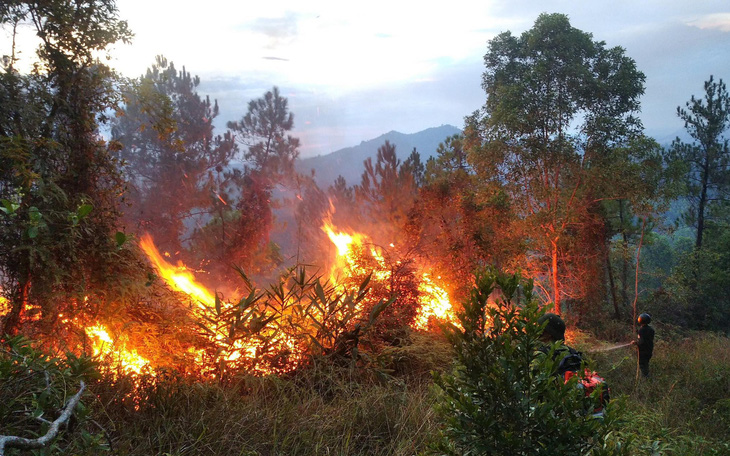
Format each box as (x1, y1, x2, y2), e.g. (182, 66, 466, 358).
(6, 1, 730, 158)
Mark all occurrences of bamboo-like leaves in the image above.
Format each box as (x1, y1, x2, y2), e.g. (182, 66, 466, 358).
(196, 265, 392, 377)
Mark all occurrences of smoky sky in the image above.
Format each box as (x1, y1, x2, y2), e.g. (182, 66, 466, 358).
(182, 2, 730, 157)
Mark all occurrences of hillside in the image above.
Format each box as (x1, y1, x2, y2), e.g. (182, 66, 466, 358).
(296, 125, 462, 187)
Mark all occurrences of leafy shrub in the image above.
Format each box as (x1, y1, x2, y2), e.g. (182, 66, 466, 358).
(197, 266, 391, 379)
(434, 268, 621, 455)
(0, 335, 104, 455)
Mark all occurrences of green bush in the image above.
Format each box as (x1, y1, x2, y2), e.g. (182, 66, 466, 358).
(0, 335, 104, 455)
(434, 268, 621, 455)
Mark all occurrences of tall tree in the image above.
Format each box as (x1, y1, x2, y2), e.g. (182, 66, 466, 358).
(600, 136, 669, 319)
(354, 140, 420, 240)
(417, 131, 519, 297)
(227, 86, 300, 182)
(670, 75, 730, 250)
(187, 87, 300, 281)
(111, 56, 236, 255)
(661, 76, 730, 330)
(474, 13, 646, 314)
(0, 0, 133, 335)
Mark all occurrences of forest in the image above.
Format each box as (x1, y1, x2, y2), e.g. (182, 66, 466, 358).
(1, 2, 729, 455)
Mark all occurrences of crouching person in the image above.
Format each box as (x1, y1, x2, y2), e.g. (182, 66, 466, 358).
(537, 312, 610, 418)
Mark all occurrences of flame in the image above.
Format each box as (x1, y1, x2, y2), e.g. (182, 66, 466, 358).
(85, 324, 152, 376)
(139, 234, 215, 308)
(0, 294, 9, 317)
(322, 222, 365, 283)
(138, 233, 304, 375)
(321, 219, 457, 330)
(78, 217, 458, 379)
(414, 273, 457, 330)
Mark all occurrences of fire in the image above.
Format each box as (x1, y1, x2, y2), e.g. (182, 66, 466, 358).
(138, 233, 304, 375)
(139, 234, 215, 308)
(81, 216, 458, 378)
(321, 220, 457, 330)
(415, 274, 457, 330)
(85, 324, 152, 376)
(322, 223, 366, 284)
(0, 294, 9, 317)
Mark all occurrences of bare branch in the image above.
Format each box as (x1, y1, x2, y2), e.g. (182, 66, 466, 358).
(0, 381, 86, 456)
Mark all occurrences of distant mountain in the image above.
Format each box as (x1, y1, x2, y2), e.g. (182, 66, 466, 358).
(296, 125, 462, 188)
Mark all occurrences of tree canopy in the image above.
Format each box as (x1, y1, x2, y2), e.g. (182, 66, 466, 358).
(473, 13, 648, 313)
(0, 0, 134, 335)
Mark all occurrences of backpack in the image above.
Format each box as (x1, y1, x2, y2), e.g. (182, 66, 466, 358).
(554, 347, 611, 417)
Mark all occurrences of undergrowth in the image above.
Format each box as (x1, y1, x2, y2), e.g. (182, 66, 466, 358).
(591, 330, 730, 455)
(4, 325, 730, 455)
(89, 331, 451, 456)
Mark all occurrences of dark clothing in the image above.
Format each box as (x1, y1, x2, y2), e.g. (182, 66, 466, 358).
(636, 324, 654, 356)
(537, 343, 582, 377)
(639, 354, 652, 378)
(636, 324, 655, 378)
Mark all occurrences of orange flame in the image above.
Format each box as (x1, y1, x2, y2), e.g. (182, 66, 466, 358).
(138, 233, 304, 375)
(414, 273, 458, 330)
(321, 219, 457, 330)
(139, 234, 215, 309)
(0, 294, 9, 317)
(85, 324, 152, 376)
(83, 217, 458, 378)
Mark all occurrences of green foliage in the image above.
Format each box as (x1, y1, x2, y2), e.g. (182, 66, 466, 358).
(228, 86, 300, 179)
(353, 140, 421, 239)
(474, 13, 650, 313)
(195, 266, 392, 378)
(434, 268, 620, 455)
(418, 130, 519, 297)
(187, 86, 302, 280)
(111, 55, 237, 254)
(592, 332, 730, 454)
(669, 75, 730, 250)
(0, 335, 105, 455)
(0, 0, 136, 336)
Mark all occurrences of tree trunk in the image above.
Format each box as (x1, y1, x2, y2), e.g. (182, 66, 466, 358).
(632, 217, 647, 336)
(619, 200, 630, 309)
(696, 156, 710, 250)
(605, 246, 620, 319)
(2, 277, 30, 336)
(551, 239, 561, 314)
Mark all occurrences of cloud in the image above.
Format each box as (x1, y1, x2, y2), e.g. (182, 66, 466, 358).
(687, 13, 730, 32)
(246, 12, 301, 48)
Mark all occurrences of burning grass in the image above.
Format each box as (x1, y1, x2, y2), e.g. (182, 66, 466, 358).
(1, 209, 466, 454)
(79, 217, 460, 381)
(90, 346, 448, 456)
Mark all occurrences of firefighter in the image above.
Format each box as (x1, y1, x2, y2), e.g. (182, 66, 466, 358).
(537, 312, 610, 416)
(536, 312, 574, 371)
(538, 312, 566, 343)
(631, 313, 655, 378)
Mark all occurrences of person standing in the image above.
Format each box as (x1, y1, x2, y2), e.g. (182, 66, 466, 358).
(631, 313, 655, 378)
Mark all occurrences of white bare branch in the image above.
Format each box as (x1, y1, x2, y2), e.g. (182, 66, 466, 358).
(0, 381, 86, 456)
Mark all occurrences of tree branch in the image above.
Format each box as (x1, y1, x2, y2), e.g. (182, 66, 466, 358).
(0, 381, 86, 456)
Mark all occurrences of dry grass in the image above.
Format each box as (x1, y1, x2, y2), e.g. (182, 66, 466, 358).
(592, 330, 730, 455)
(90, 333, 452, 456)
